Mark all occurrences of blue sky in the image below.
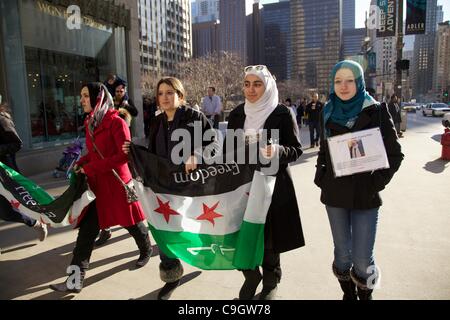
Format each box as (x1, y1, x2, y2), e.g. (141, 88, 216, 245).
(260, 0, 450, 28)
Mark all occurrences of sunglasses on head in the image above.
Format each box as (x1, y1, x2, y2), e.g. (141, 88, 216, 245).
(244, 65, 268, 73)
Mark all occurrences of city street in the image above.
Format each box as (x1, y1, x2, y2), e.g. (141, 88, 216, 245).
(0, 111, 449, 300)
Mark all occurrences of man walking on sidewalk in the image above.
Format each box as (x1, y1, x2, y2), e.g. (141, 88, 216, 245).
(305, 93, 323, 148)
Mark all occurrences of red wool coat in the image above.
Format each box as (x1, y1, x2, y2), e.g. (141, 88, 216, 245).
(76, 109, 145, 229)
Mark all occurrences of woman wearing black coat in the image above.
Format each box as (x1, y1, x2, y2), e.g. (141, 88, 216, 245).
(0, 102, 47, 241)
(123, 77, 213, 299)
(314, 60, 404, 300)
(226, 65, 305, 300)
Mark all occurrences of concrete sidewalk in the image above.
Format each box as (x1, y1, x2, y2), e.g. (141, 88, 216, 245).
(1, 114, 450, 300)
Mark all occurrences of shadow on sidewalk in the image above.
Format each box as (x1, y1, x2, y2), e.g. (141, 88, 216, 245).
(423, 158, 449, 174)
(0, 233, 159, 299)
(133, 271, 202, 300)
(0, 223, 74, 249)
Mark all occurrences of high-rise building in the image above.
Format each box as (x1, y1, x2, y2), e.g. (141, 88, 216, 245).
(219, 0, 253, 64)
(192, 0, 219, 23)
(412, 0, 438, 99)
(248, 2, 264, 65)
(138, 0, 192, 76)
(343, 28, 366, 58)
(342, 0, 355, 30)
(192, 20, 220, 58)
(291, 0, 342, 94)
(433, 21, 450, 100)
(262, 1, 291, 80)
(436, 5, 444, 26)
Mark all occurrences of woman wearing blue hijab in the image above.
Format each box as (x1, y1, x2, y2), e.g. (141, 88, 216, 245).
(314, 61, 404, 300)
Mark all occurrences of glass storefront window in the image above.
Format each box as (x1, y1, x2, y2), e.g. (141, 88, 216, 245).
(19, 0, 128, 147)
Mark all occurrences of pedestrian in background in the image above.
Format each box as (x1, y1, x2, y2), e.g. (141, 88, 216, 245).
(0, 101, 47, 243)
(388, 94, 403, 138)
(305, 93, 323, 148)
(201, 86, 222, 129)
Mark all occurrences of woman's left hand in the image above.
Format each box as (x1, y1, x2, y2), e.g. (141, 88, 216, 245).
(185, 155, 198, 174)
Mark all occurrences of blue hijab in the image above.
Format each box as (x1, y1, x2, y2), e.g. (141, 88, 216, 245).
(323, 60, 377, 136)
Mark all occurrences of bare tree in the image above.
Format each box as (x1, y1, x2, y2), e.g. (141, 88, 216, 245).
(177, 51, 245, 111)
(141, 70, 160, 98)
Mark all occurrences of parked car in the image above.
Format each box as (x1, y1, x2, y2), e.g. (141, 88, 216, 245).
(401, 103, 417, 113)
(422, 103, 450, 117)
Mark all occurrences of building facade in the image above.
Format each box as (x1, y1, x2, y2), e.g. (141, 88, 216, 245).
(291, 0, 342, 95)
(219, 0, 253, 64)
(342, 0, 355, 30)
(138, 0, 192, 76)
(0, 0, 142, 175)
(342, 28, 365, 58)
(192, 20, 220, 58)
(412, 0, 438, 100)
(262, 1, 291, 81)
(192, 0, 219, 23)
(433, 21, 450, 101)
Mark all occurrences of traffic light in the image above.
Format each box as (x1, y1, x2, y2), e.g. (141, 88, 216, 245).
(444, 91, 449, 98)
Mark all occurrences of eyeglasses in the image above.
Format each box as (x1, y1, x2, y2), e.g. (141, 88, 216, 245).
(244, 65, 268, 73)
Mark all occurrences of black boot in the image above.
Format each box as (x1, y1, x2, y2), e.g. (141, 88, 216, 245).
(259, 268, 280, 300)
(127, 222, 152, 268)
(50, 266, 85, 293)
(350, 267, 374, 300)
(357, 287, 373, 300)
(338, 279, 358, 300)
(332, 264, 357, 300)
(95, 229, 112, 247)
(239, 269, 262, 300)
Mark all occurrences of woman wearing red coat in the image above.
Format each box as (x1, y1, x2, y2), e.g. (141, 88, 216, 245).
(50, 82, 152, 293)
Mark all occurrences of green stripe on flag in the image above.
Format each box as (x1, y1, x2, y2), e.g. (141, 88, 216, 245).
(149, 220, 265, 270)
(233, 221, 265, 269)
(0, 162, 54, 204)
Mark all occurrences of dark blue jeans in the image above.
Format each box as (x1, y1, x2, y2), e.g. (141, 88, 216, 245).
(326, 205, 379, 283)
(309, 120, 320, 146)
(0, 195, 36, 227)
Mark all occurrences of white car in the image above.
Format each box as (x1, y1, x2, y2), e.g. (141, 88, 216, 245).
(422, 103, 450, 117)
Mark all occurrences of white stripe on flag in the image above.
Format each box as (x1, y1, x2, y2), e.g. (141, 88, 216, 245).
(134, 180, 252, 235)
(243, 172, 276, 224)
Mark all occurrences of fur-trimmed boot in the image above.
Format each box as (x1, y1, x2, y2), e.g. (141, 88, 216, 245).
(50, 266, 85, 293)
(259, 268, 280, 300)
(239, 269, 262, 300)
(332, 263, 357, 300)
(158, 260, 184, 300)
(350, 267, 373, 300)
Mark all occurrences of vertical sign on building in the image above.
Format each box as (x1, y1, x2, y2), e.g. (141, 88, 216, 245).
(376, 0, 397, 38)
(405, 0, 427, 35)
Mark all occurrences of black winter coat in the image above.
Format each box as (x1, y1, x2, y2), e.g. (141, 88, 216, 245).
(227, 104, 305, 254)
(147, 106, 212, 161)
(314, 103, 404, 209)
(0, 111, 22, 171)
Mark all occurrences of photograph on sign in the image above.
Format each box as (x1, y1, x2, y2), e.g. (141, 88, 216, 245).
(327, 128, 390, 178)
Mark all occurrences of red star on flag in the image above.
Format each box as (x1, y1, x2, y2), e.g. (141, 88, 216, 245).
(154, 196, 180, 223)
(10, 200, 20, 209)
(196, 202, 223, 226)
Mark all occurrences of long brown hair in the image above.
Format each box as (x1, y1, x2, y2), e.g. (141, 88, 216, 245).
(0, 102, 11, 113)
(155, 77, 186, 105)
